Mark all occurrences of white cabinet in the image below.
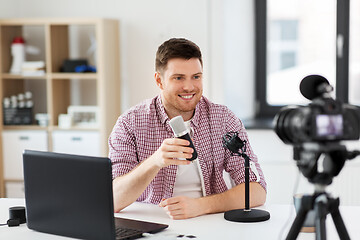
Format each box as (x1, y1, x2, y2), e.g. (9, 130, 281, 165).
(52, 130, 101, 157)
(5, 182, 25, 198)
(2, 130, 48, 180)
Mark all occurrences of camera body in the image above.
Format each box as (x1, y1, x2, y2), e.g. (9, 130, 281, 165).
(274, 97, 360, 145)
(274, 75, 360, 185)
(273, 76, 360, 239)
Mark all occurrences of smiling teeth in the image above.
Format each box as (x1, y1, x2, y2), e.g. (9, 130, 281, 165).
(181, 95, 193, 99)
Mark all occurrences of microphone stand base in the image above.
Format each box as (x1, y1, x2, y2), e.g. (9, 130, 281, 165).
(224, 209, 270, 222)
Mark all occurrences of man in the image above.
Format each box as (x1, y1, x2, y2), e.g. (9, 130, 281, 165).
(109, 38, 266, 220)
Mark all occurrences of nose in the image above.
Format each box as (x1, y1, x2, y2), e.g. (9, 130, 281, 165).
(182, 78, 195, 92)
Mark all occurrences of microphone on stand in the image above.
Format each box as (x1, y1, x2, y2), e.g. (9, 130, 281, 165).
(222, 131, 270, 222)
(299, 74, 332, 100)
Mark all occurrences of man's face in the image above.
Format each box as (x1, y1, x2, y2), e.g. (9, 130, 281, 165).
(155, 58, 203, 120)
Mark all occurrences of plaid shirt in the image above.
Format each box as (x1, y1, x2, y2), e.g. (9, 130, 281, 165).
(109, 95, 267, 204)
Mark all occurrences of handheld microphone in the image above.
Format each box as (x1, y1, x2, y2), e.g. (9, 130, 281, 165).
(169, 116, 198, 161)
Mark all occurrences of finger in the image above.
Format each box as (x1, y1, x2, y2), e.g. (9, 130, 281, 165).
(166, 208, 183, 216)
(166, 211, 187, 220)
(164, 138, 190, 146)
(163, 196, 182, 205)
(159, 198, 167, 207)
(162, 145, 194, 154)
(164, 203, 182, 212)
(159, 140, 194, 157)
(162, 151, 193, 160)
(162, 206, 185, 219)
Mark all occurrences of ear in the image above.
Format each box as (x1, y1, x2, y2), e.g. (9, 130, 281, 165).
(155, 72, 164, 90)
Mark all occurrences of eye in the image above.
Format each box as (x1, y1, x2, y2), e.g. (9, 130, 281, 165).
(174, 76, 183, 80)
(193, 75, 201, 80)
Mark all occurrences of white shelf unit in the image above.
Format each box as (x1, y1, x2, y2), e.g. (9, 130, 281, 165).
(0, 18, 121, 197)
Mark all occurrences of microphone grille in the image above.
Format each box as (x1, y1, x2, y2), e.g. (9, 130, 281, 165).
(169, 116, 187, 135)
(299, 75, 329, 100)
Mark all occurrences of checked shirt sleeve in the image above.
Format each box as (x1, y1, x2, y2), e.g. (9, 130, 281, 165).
(108, 115, 139, 180)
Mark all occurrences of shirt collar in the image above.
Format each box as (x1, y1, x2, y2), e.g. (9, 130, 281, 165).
(156, 95, 170, 124)
(191, 99, 201, 128)
(155, 95, 202, 128)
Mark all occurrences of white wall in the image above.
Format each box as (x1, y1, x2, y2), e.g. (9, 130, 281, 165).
(0, 0, 255, 119)
(223, 0, 255, 119)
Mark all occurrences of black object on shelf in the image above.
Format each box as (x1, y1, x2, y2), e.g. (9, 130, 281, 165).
(3, 108, 33, 125)
(61, 59, 88, 72)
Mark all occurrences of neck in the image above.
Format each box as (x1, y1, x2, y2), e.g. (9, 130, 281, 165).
(160, 96, 195, 121)
(166, 108, 194, 122)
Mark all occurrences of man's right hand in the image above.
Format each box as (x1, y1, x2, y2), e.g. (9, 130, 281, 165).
(152, 138, 194, 168)
(113, 138, 193, 212)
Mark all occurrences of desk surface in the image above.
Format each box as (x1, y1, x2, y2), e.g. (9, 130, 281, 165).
(0, 198, 359, 240)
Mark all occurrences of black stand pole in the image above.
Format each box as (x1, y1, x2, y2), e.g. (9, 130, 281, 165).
(286, 193, 350, 240)
(224, 153, 270, 222)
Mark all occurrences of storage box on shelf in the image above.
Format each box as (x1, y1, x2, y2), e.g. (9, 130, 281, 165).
(0, 18, 120, 197)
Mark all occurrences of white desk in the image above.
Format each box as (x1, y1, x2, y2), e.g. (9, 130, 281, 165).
(1, 198, 359, 240)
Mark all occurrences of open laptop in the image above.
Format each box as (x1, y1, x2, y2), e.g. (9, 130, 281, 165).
(23, 150, 168, 240)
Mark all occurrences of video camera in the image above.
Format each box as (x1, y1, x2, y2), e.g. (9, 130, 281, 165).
(273, 75, 360, 239)
(274, 75, 360, 145)
(273, 75, 360, 186)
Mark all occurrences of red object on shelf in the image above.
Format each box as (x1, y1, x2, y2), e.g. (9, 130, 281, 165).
(12, 36, 25, 44)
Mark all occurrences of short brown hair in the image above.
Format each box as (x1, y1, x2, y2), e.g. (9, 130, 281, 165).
(155, 38, 203, 73)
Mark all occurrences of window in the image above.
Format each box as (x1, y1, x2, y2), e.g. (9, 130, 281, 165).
(268, 20, 298, 74)
(349, 0, 360, 105)
(255, 0, 350, 118)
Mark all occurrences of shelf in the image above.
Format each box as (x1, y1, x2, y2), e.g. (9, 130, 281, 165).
(1, 73, 98, 80)
(51, 126, 99, 131)
(0, 18, 107, 26)
(0, 18, 120, 197)
(3, 179, 23, 183)
(51, 73, 97, 79)
(3, 125, 48, 131)
(1, 73, 47, 80)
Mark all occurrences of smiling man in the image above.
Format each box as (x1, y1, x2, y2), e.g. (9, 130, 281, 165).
(109, 38, 267, 219)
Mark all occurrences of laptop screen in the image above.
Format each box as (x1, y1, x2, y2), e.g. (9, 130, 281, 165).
(23, 150, 116, 240)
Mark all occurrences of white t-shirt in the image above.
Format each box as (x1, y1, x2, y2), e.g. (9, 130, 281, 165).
(172, 120, 204, 198)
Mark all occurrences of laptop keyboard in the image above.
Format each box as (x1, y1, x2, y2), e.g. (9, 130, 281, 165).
(115, 227, 143, 240)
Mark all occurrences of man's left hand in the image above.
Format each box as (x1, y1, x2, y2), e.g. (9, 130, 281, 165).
(159, 196, 204, 220)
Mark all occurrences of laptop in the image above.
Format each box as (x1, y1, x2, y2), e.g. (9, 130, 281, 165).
(23, 150, 168, 240)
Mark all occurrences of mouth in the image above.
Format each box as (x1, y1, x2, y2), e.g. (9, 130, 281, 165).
(179, 94, 195, 100)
